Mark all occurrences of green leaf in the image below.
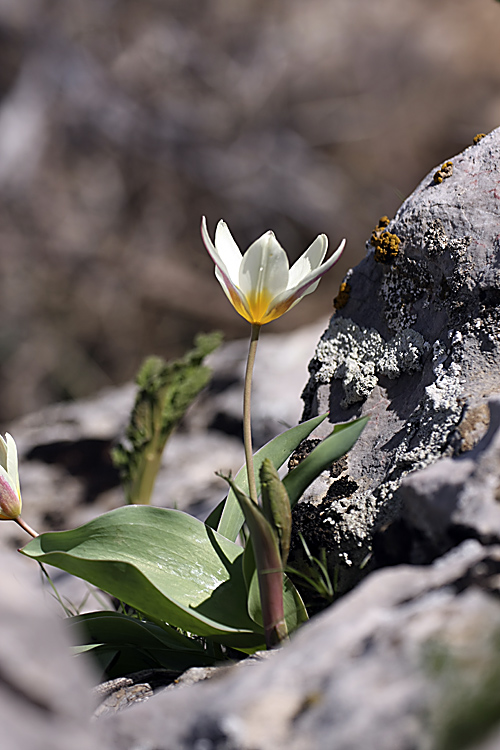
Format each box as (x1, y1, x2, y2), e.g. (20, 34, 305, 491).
(20, 506, 264, 650)
(113, 332, 222, 505)
(283, 416, 369, 508)
(207, 412, 328, 541)
(69, 611, 217, 678)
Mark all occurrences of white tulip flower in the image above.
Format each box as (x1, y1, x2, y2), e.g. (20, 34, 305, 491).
(0, 433, 22, 520)
(201, 217, 345, 325)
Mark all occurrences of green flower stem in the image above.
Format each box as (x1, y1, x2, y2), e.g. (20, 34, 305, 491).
(15, 516, 39, 538)
(243, 323, 261, 504)
(242, 323, 287, 648)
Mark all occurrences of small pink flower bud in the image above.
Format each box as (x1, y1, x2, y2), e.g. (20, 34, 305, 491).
(0, 475, 21, 519)
(0, 433, 22, 520)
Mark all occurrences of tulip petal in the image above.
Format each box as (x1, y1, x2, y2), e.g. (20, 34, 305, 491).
(201, 217, 232, 279)
(239, 232, 289, 297)
(215, 266, 253, 322)
(266, 239, 346, 322)
(5, 433, 20, 497)
(0, 464, 17, 498)
(288, 235, 328, 289)
(0, 435, 7, 472)
(289, 238, 345, 297)
(0, 469, 21, 518)
(214, 221, 243, 283)
(202, 216, 342, 327)
(238, 232, 291, 323)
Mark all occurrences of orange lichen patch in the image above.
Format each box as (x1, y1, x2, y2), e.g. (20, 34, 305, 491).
(371, 216, 401, 263)
(333, 281, 351, 310)
(473, 133, 486, 145)
(458, 402, 490, 452)
(433, 161, 453, 184)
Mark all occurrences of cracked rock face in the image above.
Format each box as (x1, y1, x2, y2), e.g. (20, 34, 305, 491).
(298, 127, 500, 591)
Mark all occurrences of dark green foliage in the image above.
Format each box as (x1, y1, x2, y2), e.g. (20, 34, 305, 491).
(69, 611, 218, 680)
(113, 331, 222, 504)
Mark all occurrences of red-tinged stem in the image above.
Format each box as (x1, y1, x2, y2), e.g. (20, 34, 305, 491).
(255, 546, 288, 648)
(15, 516, 39, 538)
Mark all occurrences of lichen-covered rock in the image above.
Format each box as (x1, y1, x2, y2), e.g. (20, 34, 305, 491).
(298, 127, 500, 591)
(312, 318, 428, 408)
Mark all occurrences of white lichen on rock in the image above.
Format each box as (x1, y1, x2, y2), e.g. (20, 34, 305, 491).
(374, 336, 464, 516)
(378, 329, 430, 379)
(312, 317, 429, 408)
(379, 256, 429, 333)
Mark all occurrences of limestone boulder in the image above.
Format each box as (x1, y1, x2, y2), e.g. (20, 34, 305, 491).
(297, 128, 500, 590)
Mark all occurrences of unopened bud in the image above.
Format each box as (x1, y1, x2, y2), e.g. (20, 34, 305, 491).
(0, 433, 22, 520)
(0, 475, 21, 519)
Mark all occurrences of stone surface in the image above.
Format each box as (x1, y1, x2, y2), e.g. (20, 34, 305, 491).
(100, 540, 500, 750)
(0, 551, 104, 750)
(297, 127, 500, 591)
(399, 395, 500, 563)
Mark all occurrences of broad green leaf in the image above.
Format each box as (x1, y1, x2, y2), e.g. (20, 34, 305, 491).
(83, 646, 119, 678)
(69, 611, 216, 678)
(208, 412, 328, 541)
(283, 416, 369, 508)
(20, 506, 264, 650)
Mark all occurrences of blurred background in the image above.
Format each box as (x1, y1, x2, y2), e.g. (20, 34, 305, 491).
(0, 0, 499, 423)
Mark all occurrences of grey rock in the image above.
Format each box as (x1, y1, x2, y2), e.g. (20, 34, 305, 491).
(93, 670, 180, 719)
(100, 540, 500, 750)
(0, 551, 105, 750)
(313, 318, 428, 408)
(399, 395, 500, 562)
(297, 127, 500, 589)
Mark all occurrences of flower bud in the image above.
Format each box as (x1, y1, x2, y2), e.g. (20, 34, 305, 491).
(0, 475, 21, 519)
(0, 433, 22, 520)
